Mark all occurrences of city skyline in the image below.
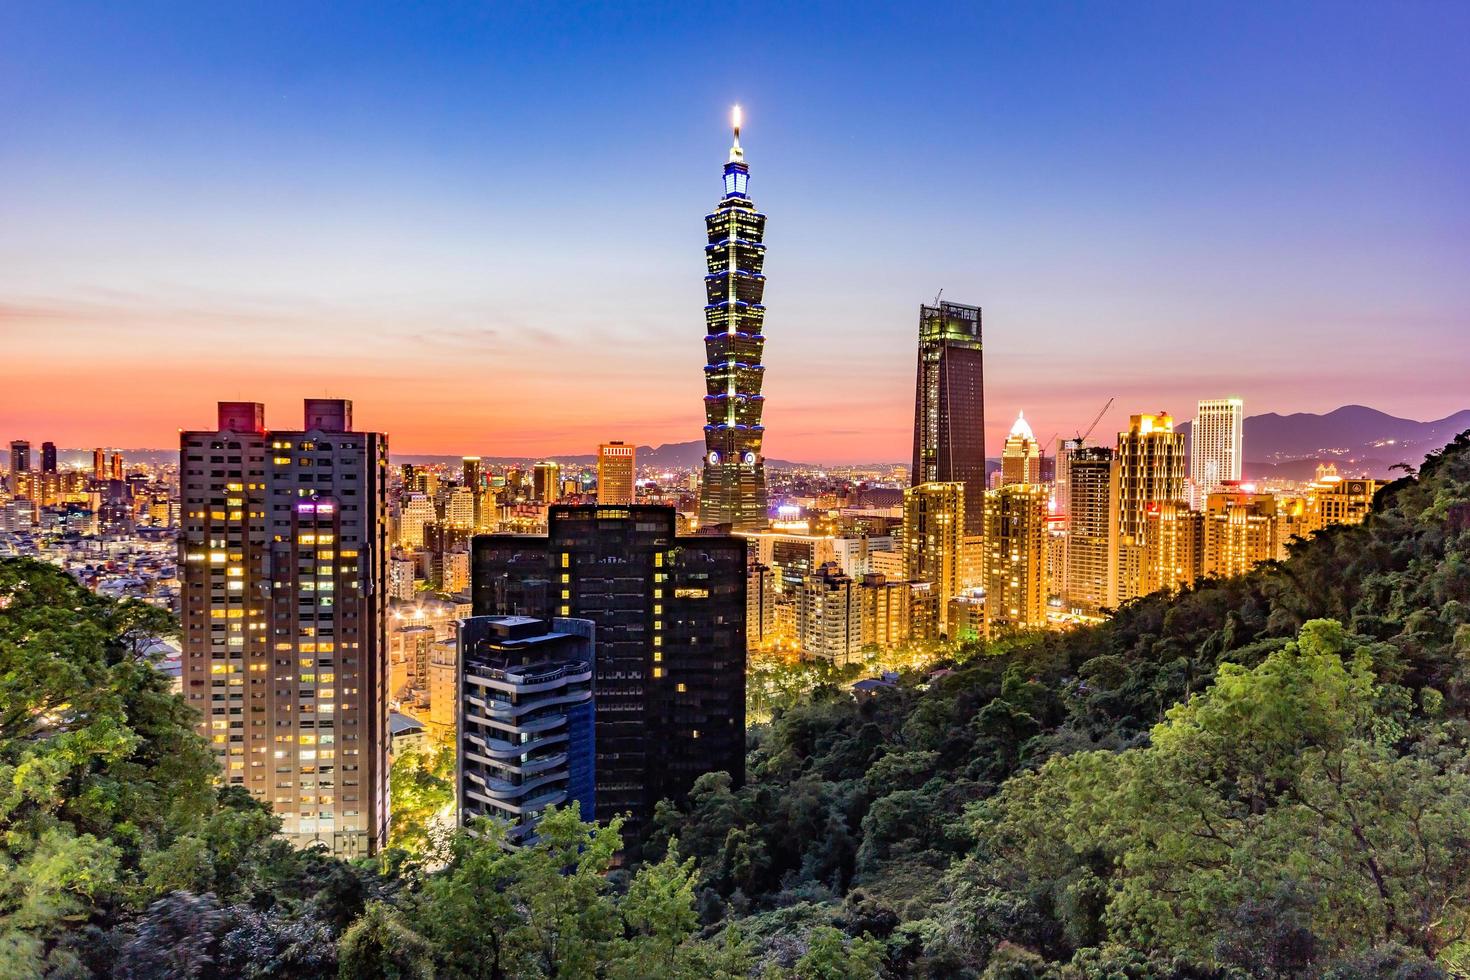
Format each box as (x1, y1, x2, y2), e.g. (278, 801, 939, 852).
(3, 3, 1468, 463)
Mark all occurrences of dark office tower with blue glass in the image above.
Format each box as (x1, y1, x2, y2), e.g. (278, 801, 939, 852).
(699, 107, 769, 532)
(912, 301, 986, 535)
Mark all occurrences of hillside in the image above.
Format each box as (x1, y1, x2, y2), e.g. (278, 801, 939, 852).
(650, 427, 1470, 975)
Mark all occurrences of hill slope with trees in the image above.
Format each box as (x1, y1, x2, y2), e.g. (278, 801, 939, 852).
(3, 429, 1469, 977)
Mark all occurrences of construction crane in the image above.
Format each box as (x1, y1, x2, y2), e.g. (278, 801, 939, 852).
(1081, 396, 1111, 446)
(1063, 397, 1115, 451)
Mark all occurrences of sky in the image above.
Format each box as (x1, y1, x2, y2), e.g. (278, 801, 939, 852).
(1, 2, 1467, 464)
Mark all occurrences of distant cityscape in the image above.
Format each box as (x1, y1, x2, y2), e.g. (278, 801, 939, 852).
(0, 112, 1452, 855)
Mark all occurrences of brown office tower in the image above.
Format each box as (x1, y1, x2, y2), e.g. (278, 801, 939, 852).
(180, 399, 390, 856)
(912, 301, 985, 534)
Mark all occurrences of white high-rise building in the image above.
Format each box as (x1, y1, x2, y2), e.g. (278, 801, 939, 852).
(1191, 398, 1244, 501)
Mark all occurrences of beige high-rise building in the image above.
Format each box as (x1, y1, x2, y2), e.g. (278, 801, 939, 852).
(597, 441, 636, 506)
(444, 487, 476, 530)
(398, 492, 436, 549)
(180, 399, 389, 856)
(858, 573, 910, 651)
(982, 484, 1049, 633)
(1063, 447, 1116, 615)
(427, 637, 457, 745)
(1114, 413, 1186, 603)
(903, 481, 965, 636)
(1000, 411, 1040, 486)
(747, 563, 777, 652)
(796, 562, 861, 665)
(1190, 398, 1244, 501)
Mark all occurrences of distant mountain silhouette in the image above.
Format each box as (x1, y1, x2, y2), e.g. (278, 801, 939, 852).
(1179, 405, 1470, 479)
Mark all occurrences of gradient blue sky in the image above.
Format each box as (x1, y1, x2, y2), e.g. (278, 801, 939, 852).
(2, 2, 1467, 462)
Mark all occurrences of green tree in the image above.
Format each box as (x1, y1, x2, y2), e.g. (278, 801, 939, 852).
(337, 901, 433, 979)
(388, 743, 454, 856)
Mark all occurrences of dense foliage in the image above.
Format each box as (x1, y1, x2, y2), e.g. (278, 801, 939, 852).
(4, 430, 1470, 977)
(648, 432, 1470, 976)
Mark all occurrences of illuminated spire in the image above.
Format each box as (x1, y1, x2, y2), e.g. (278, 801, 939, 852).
(728, 105, 744, 164)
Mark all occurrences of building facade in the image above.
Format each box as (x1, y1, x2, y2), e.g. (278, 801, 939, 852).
(982, 484, 1049, 633)
(911, 301, 985, 535)
(699, 109, 770, 532)
(796, 562, 861, 665)
(180, 399, 389, 856)
(1000, 411, 1040, 486)
(1114, 413, 1187, 603)
(1063, 446, 1116, 615)
(1190, 398, 1244, 500)
(596, 442, 635, 506)
(903, 481, 966, 636)
(472, 505, 745, 829)
(457, 615, 596, 843)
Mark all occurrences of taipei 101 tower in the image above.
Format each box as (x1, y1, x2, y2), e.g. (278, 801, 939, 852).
(698, 107, 770, 532)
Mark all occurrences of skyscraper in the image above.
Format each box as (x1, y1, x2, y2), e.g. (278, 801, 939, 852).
(911, 301, 985, 534)
(9, 440, 30, 478)
(40, 441, 57, 474)
(1001, 411, 1040, 485)
(597, 442, 635, 505)
(1115, 413, 1187, 603)
(1063, 446, 1115, 615)
(109, 451, 124, 482)
(92, 447, 106, 482)
(532, 461, 561, 503)
(462, 456, 483, 491)
(472, 505, 745, 830)
(903, 481, 966, 636)
(1191, 398, 1244, 500)
(699, 107, 770, 532)
(982, 483, 1049, 633)
(180, 399, 390, 856)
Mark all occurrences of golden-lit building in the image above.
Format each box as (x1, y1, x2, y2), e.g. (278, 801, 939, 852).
(947, 591, 986, 644)
(1141, 501, 1203, 595)
(982, 483, 1049, 633)
(904, 481, 965, 636)
(1001, 411, 1040, 486)
(859, 572, 910, 651)
(1203, 489, 1287, 579)
(597, 441, 636, 506)
(427, 637, 457, 745)
(1303, 465, 1378, 535)
(747, 563, 777, 652)
(1114, 413, 1186, 603)
(797, 562, 861, 665)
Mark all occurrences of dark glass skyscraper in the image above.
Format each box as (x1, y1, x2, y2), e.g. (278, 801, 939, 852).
(911, 301, 986, 534)
(472, 505, 746, 830)
(699, 108, 769, 532)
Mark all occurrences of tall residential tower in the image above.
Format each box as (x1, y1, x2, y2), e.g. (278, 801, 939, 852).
(912, 301, 985, 534)
(180, 399, 390, 856)
(699, 107, 769, 532)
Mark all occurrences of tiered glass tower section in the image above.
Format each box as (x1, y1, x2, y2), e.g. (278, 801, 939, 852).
(699, 107, 769, 532)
